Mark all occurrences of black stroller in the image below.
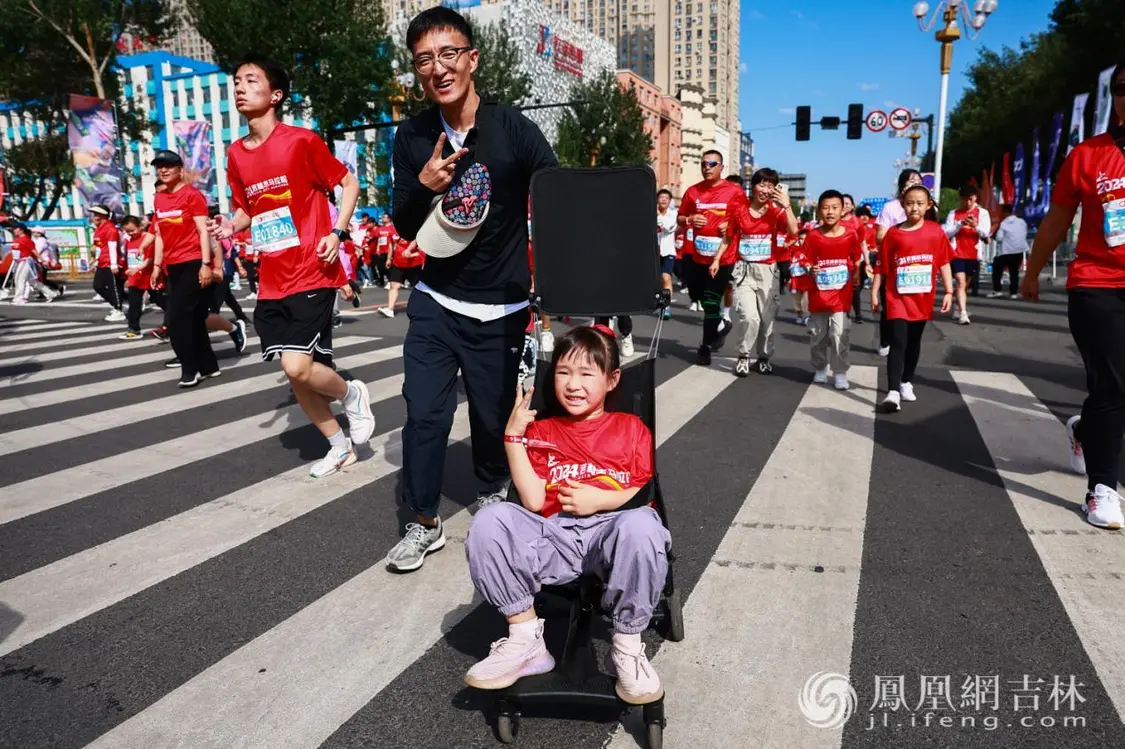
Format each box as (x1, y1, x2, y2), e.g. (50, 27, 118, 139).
(480, 166, 684, 749)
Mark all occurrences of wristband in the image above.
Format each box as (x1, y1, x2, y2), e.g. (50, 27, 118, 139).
(504, 434, 527, 445)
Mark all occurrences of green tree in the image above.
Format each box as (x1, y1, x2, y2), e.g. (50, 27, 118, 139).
(185, 0, 396, 139)
(555, 71, 652, 167)
(944, 0, 1125, 187)
(0, 0, 170, 219)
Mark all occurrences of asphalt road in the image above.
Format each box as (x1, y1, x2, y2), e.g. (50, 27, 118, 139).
(1, 276, 1122, 749)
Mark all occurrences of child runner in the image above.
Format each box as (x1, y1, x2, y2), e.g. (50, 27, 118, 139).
(789, 228, 812, 325)
(464, 325, 670, 704)
(380, 233, 423, 318)
(119, 216, 161, 340)
(805, 190, 864, 390)
(871, 185, 953, 413)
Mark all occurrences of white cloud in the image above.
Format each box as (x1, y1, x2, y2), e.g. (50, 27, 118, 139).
(746, 9, 766, 21)
(739, 62, 748, 74)
(790, 9, 817, 27)
(778, 107, 796, 115)
(858, 82, 881, 91)
(883, 100, 897, 109)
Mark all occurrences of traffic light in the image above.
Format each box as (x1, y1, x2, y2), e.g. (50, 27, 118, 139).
(847, 103, 863, 140)
(796, 106, 811, 141)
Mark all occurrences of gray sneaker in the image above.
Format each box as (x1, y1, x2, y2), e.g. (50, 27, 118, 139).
(477, 482, 511, 510)
(386, 519, 446, 572)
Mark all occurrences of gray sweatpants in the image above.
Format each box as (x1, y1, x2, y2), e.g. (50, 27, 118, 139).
(465, 502, 671, 634)
(731, 261, 779, 360)
(809, 311, 851, 374)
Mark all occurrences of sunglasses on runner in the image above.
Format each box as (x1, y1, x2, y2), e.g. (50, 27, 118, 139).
(700, 160, 720, 168)
(1112, 81, 1125, 97)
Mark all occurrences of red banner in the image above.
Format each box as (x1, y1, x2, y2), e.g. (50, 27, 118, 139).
(1000, 153, 1014, 204)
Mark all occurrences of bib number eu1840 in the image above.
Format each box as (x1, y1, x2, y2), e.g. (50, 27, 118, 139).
(815, 265, 849, 291)
(896, 264, 932, 295)
(1105, 198, 1125, 249)
(738, 234, 772, 262)
(251, 207, 301, 255)
(694, 235, 721, 257)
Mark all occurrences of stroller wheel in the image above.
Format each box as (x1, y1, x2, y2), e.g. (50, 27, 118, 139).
(496, 712, 519, 744)
(646, 722, 663, 749)
(643, 700, 666, 749)
(666, 589, 685, 642)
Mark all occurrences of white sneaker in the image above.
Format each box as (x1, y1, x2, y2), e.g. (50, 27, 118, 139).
(1084, 484, 1124, 530)
(880, 390, 902, 413)
(813, 369, 829, 384)
(689, 302, 700, 312)
(878, 345, 890, 358)
(607, 640, 664, 705)
(343, 380, 375, 444)
(104, 309, 126, 322)
(464, 620, 555, 690)
(833, 374, 849, 391)
(378, 307, 395, 318)
(540, 330, 555, 353)
(620, 334, 634, 357)
(900, 382, 917, 402)
(1010, 294, 1019, 300)
(1066, 415, 1086, 475)
(959, 311, 971, 325)
(988, 291, 1004, 299)
(310, 443, 357, 478)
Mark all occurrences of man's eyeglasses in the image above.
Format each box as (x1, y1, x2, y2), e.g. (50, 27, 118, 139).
(701, 160, 721, 168)
(1112, 81, 1125, 98)
(412, 47, 473, 74)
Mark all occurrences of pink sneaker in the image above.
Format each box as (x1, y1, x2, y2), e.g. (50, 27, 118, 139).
(607, 641, 664, 704)
(464, 621, 555, 690)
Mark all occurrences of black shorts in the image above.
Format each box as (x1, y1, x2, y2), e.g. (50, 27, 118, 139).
(951, 259, 980, 276)
(660, 256, 675, 276)
(388, 266, 421, 285)
(254, 287, 336, 363)
(208, 281, 226, 314)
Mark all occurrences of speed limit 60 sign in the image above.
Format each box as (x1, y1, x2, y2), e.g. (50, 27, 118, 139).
(865, 110, 887, 133)
(890, 107, 913, 131)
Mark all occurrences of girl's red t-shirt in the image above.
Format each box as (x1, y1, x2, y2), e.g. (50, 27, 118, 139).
(879, 221, 952, 321)
(524, 411, 653, 518)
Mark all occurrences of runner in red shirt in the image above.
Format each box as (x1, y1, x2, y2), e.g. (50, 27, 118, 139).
(381, 233, 425, 319)
(804, 190, 865, 391)
(209, 55, 374, 479)
(119, 215, 160, 339)
(942, 184, 991, 324)
(89, 205, 126, 321)
(367, 214, 395, 289)
(788, 228, 813, 323)
(1022, 62, 1125, 529)
(677, 150, 746, 366)
(871, 185, 953, 413)
(724, 167, 799, 375)
(146, 150, 219, 385)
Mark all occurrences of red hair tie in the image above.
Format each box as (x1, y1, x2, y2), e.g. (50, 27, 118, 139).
(592, 324, 615, 338)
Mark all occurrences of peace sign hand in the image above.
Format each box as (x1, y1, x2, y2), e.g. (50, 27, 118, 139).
(419, 133, 468, 192)
(505, 383, 537, 438)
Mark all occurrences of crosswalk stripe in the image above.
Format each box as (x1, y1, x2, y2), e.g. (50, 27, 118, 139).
(0, 318, 47, 327)
(0, 327, 137, 352)
(953, 371, 1125, 724)
(82, 364, 737, 749)
(0, 335, 374, 417)
(0, 344, 402, 501)
(0, 369, 416, 656)
(0, 321, 98, 336)
(0, 335, 183, 366)
(0, 340, 400, 473)
(0, 335, 239, 388)
(606, 365, 880, 749)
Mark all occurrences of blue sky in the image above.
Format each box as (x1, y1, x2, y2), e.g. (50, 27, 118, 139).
(737, 0, 1058, 202)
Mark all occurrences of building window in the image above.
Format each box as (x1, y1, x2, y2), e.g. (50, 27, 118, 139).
(686, 42, 691, 52)
(674, 29, 681, 39)
(697, 29, 702, 38)
(675, 43, 681, 53)
(710, 55, 717, 66)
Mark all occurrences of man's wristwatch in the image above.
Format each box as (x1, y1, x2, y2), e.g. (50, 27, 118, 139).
(331, 228, 346, 241)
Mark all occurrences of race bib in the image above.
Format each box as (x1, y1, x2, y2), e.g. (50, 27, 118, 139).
(790, 262, 807, 277)
(686, 228, 694, 242)
(251, 207, 300, 255)
(738, 234, 772, 262)
(896, 264, 932, 295)
(694, 235, 721, 257)
(127, 251, 144, 270)
(815, 265, 849, 291)
(1105, 198, 1125, 249)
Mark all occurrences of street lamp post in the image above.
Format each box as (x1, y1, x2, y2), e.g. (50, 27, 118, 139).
(389, 59, 424, 122)
(913, 0, 998, 198)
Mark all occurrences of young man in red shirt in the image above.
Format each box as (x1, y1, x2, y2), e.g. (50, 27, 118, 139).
(725, 167, 799, 376)
(89, 205, 126, 321)
(209, 57, 374, 478)
(942, 184, 991, 325)
(678, 150, 746, 366)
